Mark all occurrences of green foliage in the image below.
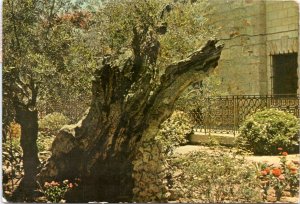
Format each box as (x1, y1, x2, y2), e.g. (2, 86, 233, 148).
(155, 111, 194, 154)
(3, 0, 94, 127)
(133, 110, 261, 202)
(39, 112, 70, 136)
(2, 98, 15, 142)
(2, 137, 23, 169)
(236, 109, 300, 155)
(38, 112, 70, 155)
(2, 132, 23, 191)
(206, 135, 220, 147)
(177, 70, 223, 108)
(169, 151, 262, 202)
(3, 0, 218, 124)
(40, 179, 79, 203)
(176, 70, 227, 124)
(158, 0, 216, 67)
(88, 0, 216, 68)
(3, 0, 76, 90)
(37, 132, 55, 153)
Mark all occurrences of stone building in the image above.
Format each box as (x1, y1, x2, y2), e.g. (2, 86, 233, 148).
(210, 0, 299, 95)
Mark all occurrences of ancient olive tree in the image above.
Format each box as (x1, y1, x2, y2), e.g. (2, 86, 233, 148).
(39, 0, 223, 202)
(3, 0, 92, 199)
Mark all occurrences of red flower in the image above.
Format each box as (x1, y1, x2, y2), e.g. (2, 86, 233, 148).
(277, 147, 283, 151)
(282, 152, 288, 156)
(264, 167, 270, 174)
(291, 169, 298, 174)
(288, 164, 298, 170)
(291, 167, 298, 171)
(50, 181, 60, 186)
(261, 170, 268, 176)
(272, 168, 282, 177)
(278, 175, 285, 180)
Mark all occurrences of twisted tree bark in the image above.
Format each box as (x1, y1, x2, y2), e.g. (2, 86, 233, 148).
(12, 102, 40, 201)
(38, 39, 223, 202)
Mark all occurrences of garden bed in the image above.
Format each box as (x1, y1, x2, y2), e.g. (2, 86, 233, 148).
(174, 145, 299, 203)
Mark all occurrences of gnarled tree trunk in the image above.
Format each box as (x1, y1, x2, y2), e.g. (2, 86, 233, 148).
(13, 103, 40, 201)
(38, 40, 223, 202)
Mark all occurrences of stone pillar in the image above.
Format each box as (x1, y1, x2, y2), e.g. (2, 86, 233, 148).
(258, 0, 268, 95)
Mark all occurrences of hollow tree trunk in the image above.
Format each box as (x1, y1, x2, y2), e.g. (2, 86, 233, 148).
(13, 103, 40, 200)
(38, 40, 223, 202)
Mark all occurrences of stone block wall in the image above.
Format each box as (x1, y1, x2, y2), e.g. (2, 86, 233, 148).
(209, 0, 299, 95)
(265, 0, 299, 94)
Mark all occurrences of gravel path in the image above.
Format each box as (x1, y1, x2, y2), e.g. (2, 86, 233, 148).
(174, 145, 300, 165)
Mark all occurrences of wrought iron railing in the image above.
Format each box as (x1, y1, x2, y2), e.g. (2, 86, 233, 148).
(38, 98, 90, 122)
(37, 95, 299, 134)
(193, 95, 300, 135)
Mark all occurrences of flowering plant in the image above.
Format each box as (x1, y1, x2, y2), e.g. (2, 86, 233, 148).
(40, 179, 80, 203)
(258, 148, 299, 201)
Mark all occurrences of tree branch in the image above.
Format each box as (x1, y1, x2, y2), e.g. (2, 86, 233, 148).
(45, 0, 56, 38)
(141, 40, 223, 141)
(7, 0, 22, 56)
(162, 40, 223, 83)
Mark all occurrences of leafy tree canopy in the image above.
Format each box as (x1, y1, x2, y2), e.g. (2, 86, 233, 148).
(3, 0, 95, 126)
(86, 0, 216, 69)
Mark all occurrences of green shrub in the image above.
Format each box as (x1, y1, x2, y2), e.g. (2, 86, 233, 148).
(236, 109, 300, 155)
(39, 112, 70, 135)
(155, 110, 194, 154)
(169, 151, 262, 202)
(37, 132, 55, 152)
(2, 135, 23, 191)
